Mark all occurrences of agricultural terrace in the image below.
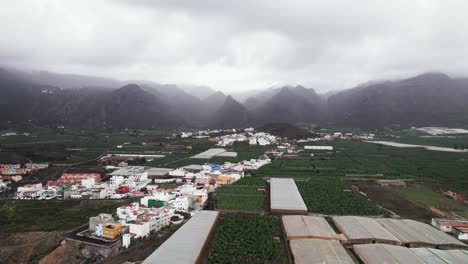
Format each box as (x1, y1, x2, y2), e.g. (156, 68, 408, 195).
(232, 176, 267, 186)
(208, 214, 287, 263)
(393, 186, 468, 218)
(296, 178, 382, 215)
(0, 129, 177, 165)
(252, 140, 468, 193)
(0, 199, 137, 232)
(146, 141, 268, 168)
(215, 185, 264, 212)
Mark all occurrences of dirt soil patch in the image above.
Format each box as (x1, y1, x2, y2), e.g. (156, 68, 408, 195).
(0, 231, 61, 264)
(353, 182, 436, 222)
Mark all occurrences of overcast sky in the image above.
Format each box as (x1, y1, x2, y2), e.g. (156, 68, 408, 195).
(1, 0, 467, 92)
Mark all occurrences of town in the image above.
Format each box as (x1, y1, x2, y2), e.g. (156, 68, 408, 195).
(0, 126, 467, 263)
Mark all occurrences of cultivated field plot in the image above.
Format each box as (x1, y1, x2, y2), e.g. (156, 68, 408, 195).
(208, 214, 287, 263)
(296, 178, 383, 215)
(147, 143, 265, 168)
(393, 186, 468, 218)
(253, 140, 468, 192)
(352, 182, 435, 221)
(0, 199, 136, 232)
(216, 185, 264, 212)
(233, 177, 266, 186)
(0, 130, 172, 164)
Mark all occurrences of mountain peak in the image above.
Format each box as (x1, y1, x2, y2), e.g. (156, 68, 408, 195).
(406, 72, 451, 83)
(117, 83, 143, 93)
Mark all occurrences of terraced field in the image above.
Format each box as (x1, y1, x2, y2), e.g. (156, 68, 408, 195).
(215, 185, 264, 212)
(208, 214, 286, 263)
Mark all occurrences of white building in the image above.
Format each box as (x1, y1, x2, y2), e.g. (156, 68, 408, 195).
(172, 196, 190, 212)
(181, 132, 193, 138)
(122, 233, 132, 248)
(169, 168, 186, 177)
(431, 218, 468, 240)
(109, 176, 125, 189)
(129, 221, 151, 238)
(16, 183, 43, 199)
(81, 177, 96, 189)
(141, 192, 176, 206)
(453, 227, 468, 240)
(116, 202, 174, 238)
(304, 146, 333, 150)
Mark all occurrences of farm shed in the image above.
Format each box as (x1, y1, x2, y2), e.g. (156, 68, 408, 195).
(354, 244, 468, 264)
(332, 216, 400, 245)
(282, 215, 339, 240)
(377, 218, 467, 248)
(191, 148, 227, 159)
(411, 248, 468, 264)
(354, 244, 426, 263)
(290, 239, 354, 264)
(142, 210, 219, 264)
(217, 151, 238, 157)
(304, 146, 333, 150)
(270, 178, 308, 215)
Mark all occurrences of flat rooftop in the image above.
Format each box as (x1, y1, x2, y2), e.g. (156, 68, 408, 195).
(411, 248, 468, 264)
(332, 216, 400, 244)
(354, 244, 468, 264)
(181, 164, 203, 171)
(290, 239, 354, 264)
(282, 215, 338, 240)
(270, 178, 307, 214)
(217, 151, 238, 157)
(109, 166, 146, 176)
(191, 148, 227, 159)
(143, 210, 219, 264)
(377, 218, 466, 247)
(145, 167, 173, 177)
(354, 244, 426, 264)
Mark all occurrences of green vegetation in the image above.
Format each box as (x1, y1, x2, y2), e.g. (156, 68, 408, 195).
(0, 129, 172, 164)
(379, 133, 468, 149)
(257, 123, 312, 139)
(233, 177, 266, 186)
(216, 185, 263, 195)
(393, 186, 468, 218)
(146, 141, 266, 168)
(249, 140, 468, 192)
(216, 194, 264, 212)
(216, 185, 264, 211)
(208, 214, 286, 263)
(0, 199, 136, 232)
(0, 231, 62, 264)
(296, 178, 382, 215)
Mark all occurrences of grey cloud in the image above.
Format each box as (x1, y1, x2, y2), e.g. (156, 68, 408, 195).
(0, 0, 467, 92)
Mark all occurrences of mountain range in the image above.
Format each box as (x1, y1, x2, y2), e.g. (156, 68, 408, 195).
(1, 67, 468, 130)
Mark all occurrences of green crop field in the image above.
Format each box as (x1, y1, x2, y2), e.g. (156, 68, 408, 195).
(250, 140, 468, 193)
(393, 186, 468, 218)
(0, 199, 137, 232)
(208, 214, 286, 263)
(296, 178, 382, 215)
(215, 184, 264, 212)
(233, 177, 266, 186)
(216, 185, 263, 195)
